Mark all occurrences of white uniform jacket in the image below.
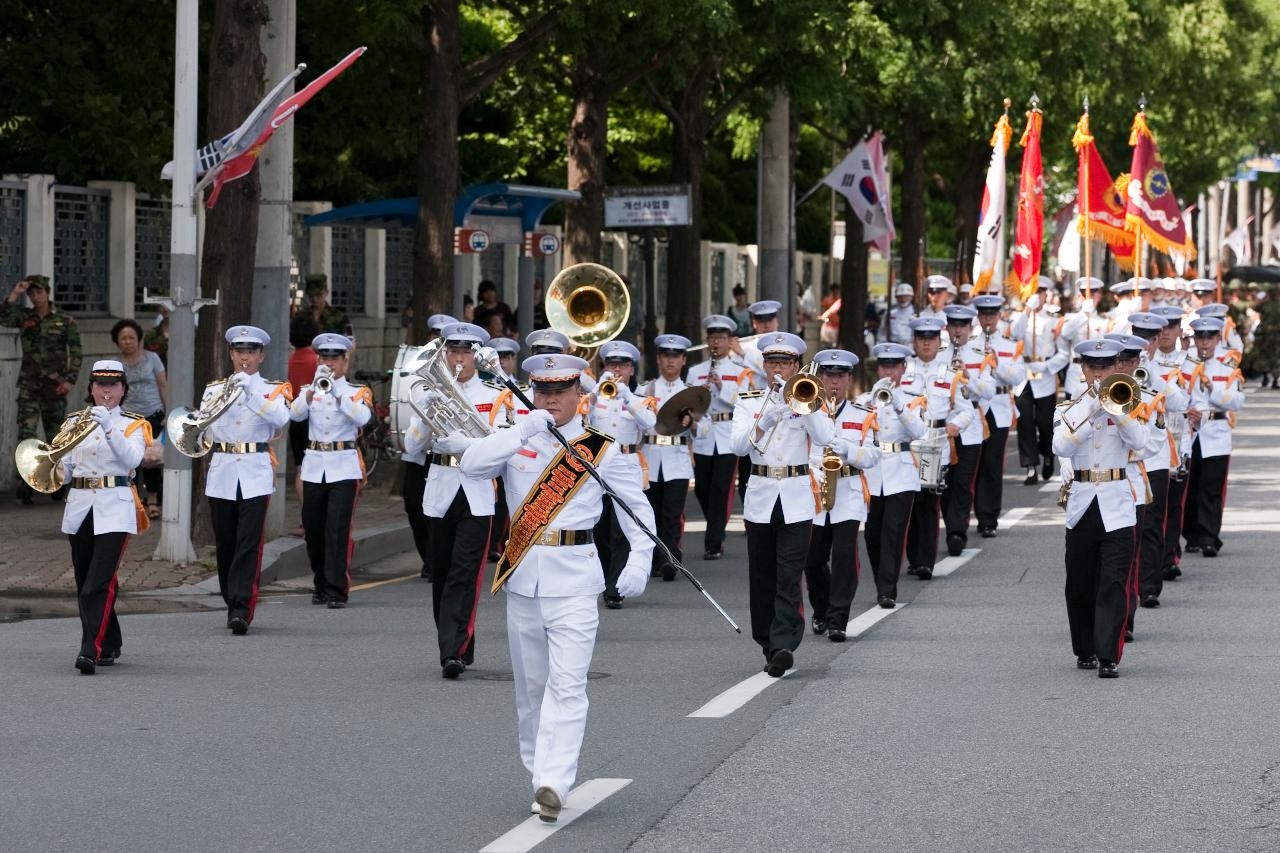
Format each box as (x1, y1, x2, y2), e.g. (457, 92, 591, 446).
(975, 331, 1026, 429)
(639, 377, 705, 482)
(587, 382, 657, 489)
(811, 400, 881, 526)
(858, 390, 925, 497)
(887, 305, 916, 345)
(688, 356, 749, 455)
(203, 374, 292, 500)
(1051, 395, 1152, 531)
(903, 356, 976, 463)
(1182, 352, 1245, 459)
(288, 375, 372, 483)
(59, 408, 149, 535)
(730, 389, 836, 524)
(1009, 310, 1070, 399)
(948, 342, 995, 446)
(402, 374, 500, 517)
(459, 416, 655, 597)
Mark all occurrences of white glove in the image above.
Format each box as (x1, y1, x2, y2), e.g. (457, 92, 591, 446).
(615, 563, 648, 598)
(433, 431, 472, 455)
(757, 403, 786, 431)
(1079, 297, 1095, 315)
(597, 371, 616, 388)
(578, 373, 598, 394)
(1025, 293, 1041, 311)
(891, 389, 908, 413)
(517, 409, 555, 440)
(231, 371, 252, 390)
(1028, 361, 1046, 375)
(89, 406, 113, 431)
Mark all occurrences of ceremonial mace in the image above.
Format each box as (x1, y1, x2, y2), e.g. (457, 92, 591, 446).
(473, 345, 742, 634)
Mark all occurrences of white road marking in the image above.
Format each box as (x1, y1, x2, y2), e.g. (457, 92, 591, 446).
(843, 601, 907, 637)
(1038, 481, 1060, 493)
(931, 548, 980, 578)
(688, 669, 798, 718)
(480, 778, 633, 853)
(999, 506, 1035, 528)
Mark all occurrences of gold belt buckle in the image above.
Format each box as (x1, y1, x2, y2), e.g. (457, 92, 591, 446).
(534, 529, 559, 546)
(84, 477, 102, 489)
(767, 465, 788, 479)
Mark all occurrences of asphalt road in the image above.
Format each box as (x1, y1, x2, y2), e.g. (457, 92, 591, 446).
(2, 389, 1277, 853)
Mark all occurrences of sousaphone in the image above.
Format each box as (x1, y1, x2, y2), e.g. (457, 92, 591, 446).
(545, 262, 631, 359)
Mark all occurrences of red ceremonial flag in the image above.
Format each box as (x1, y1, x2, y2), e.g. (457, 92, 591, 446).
(1123, 110, 1196, 259)
(205, 46, 367, 207)
(1011, 105, 1044, 300)
(1071, 111, 1136, 271)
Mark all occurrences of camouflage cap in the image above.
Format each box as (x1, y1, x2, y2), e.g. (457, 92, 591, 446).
(23, 274, 50, 290)
(304, 273, 329, 293)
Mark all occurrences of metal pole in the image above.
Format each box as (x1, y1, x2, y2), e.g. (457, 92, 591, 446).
(517, 248, 535, 344)
(643, 231, 658, 377)
(155, 0, 199, 562)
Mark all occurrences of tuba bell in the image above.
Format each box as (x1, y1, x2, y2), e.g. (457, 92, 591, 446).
(404, 339, 493, 440)
(14, 408, 100, 493)
(546, 262, 631, 354)
(1098, 372, 1140, 417)
(166, 379, 244, 458)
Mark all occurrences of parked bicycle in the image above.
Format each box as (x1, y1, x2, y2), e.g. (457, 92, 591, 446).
(353, 369, 397, 477)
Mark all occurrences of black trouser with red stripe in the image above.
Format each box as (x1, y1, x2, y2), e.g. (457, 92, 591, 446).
(302, 478, 359, 603)
(646, 477, 688, 575)
(866, 491, 914, 601)
(745, 499, 810, 659)
(804, 518, 861, 631)
(1138, 470, 1170, 600)
(1125, 503, 1146, 633)
(974, 417, 1009, 531)
(1016, 387, 1055, 471)
(209, 488, 270, 624)
(906, 489, 941, 570)
(1064, 499, 1134, 664)
(942, 441, 982, 545)
(1185, 442, 1229, 551)
(1165, 471, 1188, 570)
(693, 452, 737, 554)
(68, 511, 128, 660)
(428, 489, 492, 666)
(594, 495, 630, 595)
(402, 460, 431, 573)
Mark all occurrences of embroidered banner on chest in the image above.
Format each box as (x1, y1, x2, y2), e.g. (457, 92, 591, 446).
(492, 427, 613, 594)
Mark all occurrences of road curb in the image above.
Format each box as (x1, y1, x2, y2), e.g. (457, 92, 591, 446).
(259, 520, 416, 586)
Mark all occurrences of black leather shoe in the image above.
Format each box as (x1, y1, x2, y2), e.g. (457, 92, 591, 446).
(1185, 542, 1202, 553)
(1098, 661, 1119, 678)
(946, 534, 964, 557)
(75, 655, 96, 675)
(96, 649, 119, 667)
(980, 527, 997, 538)
(811, 618, 827, 635)
(1201, 544, 1219, 558)
(1163, 564, 1182, 581)
(327, 599, 346, 610)
(1042, 461, 1054, 480)
(1076, 655, 1098, 669)
(1023, 468, 1038, 485)
(1140, 594, 1160, 609)
(419, 566, 431, 579)
(765, 648, 793, 678)
(442, 658, 465, 679)
(661, 564, 676, 581)
(828, 629, 847, 643)
(311, 593, 327, 605)
(603, 593, 623, 610)
(916, 566, 933, 580)
(228, 616, 249, 635)
(1124, 629, 1134, 642)
(906, 565, 921, 577)
(877, 595, 895, 609)
(704, 548, 723, 561)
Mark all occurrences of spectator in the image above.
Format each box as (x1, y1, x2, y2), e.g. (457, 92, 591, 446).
(144, 305, 170, 365)
(297, 274, 348, 335)
(472, 280, 515, 334)
(820, 283, 841, 344)
(112, 318, 167, 518)
(797, 279, 820, 332)
(532, 279, 549, 330)
(288, 315, 321, 532)
(1, 275, 83, 505)
(727, 285, 752, 336)
(463, 293, 475, 323)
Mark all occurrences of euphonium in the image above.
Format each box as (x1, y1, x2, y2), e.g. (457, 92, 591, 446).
(405, 339, 492, 440)
(166, 378, 245, 458)
(820, 448, 842, 511)
(14, 408, 99, 493)
(1098, 372, 1140, 417)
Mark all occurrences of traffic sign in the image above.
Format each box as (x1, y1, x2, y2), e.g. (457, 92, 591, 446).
(454, 227, 491, 254)
(523, 231, 561, 257)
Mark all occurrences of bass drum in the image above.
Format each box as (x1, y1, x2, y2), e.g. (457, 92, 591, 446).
(389, 343, 430, 454)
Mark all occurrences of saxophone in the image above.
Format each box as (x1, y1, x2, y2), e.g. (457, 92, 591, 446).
(820, 448, 842, 511)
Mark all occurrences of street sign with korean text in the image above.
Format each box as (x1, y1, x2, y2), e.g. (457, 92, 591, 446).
(604, 185, 691, 228)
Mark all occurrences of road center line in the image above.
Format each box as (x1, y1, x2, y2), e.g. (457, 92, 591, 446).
(931, 548, 980, 578)
(480, 778, 633, 853)
(688, 669, 798, 718)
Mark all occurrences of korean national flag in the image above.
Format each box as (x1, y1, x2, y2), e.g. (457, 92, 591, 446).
(823, 139, 892, 243)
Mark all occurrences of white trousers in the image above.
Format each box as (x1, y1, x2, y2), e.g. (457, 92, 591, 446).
(505, 591, 599, 800)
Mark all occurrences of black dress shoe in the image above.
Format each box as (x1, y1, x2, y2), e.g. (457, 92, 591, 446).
(442, 658, 465, 679)
(1023, 468, 1038, 485)
(96, 649, 119, 667)
(1098, 661, 1119, 678)
(603, 593, 623, 610)
(980, 527, 997, 538)
(1185, 542, 1201, 553)
(75, 655, 96, 675)
(1124, 629, 1134, 642)
(327, 599, 346, 610)
(1140, 594, 1160, 609)
(765, 648, 793, 678)
(311, 593, 327, 605)
(661, 564, 676, 581)
(905, 565, 921, 577)
(228, 616, 249, 635)
(916, 566, 933, 580)
(703, 548, 723, 561)
(828, 629, 847, 643)
(946, 534, 964, 557)
(1201, 544, 1219, 558)
(1076, 655, 1098, 669)
(811, 618, 827, 636)
(1041, 461, 1054, 480)
(1163, 564, 1182, 581)
(877, 596, 895, 609)
(419, 566, 431, 579)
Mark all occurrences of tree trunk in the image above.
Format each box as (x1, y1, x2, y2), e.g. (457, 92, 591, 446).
(193, 0, 267, 547)
(898, 117, 927, 294)
(838, 211, 870, 389)
(564, 44, 611, 267)
(411, 0, 462, 344)
(952, 139, 985, 284)
(663, 70, 712, 342)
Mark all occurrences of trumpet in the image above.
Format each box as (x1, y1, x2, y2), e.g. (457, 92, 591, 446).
(598, 378, 618, 399)
(1132, 365, 1150, 388)
(166, 378, 245, 458)
(14, 408, 99, 493)
(314, 365, 334, 394)
(872, 378, 896, 406)
(1098, 372, 1140, 417)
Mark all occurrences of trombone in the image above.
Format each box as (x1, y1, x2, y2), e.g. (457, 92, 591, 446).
(750, 363, 824, 454)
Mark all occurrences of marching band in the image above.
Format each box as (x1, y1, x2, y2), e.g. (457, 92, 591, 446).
(18, 263, 1251, 822)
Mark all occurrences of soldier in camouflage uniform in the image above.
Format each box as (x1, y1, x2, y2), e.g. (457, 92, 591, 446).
(2, 275, 83, 503)
(297, 274, 349, 335)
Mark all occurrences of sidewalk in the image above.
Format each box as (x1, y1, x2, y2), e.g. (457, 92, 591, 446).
(0, 475, 410, 597)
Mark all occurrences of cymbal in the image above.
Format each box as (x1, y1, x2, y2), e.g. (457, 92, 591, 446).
(656, 386, 711, 436)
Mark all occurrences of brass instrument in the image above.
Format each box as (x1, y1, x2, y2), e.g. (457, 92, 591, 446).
(1132, 365, 1150, 388)
(598, 378, 618, 399)
(546, 262, 631, 353)
(166, 379, 246, 458)
(314, 364, 334, 394)
(751, 364, 822, 454)
(1098, 372, 1140, 417)
(404, 339, 493, 440)
(820, 448, 842, 511)
(686, 334, 765, 357)
(14, 408, 99, 493)
(872, 378, 896, 406)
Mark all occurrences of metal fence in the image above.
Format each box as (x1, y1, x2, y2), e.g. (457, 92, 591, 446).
(53, 186, 110, 313)
(134, 194, 170, 308)
(384, 226, 413, 314)
(0, 181, 24, 285)
(329, 225, 365, 313)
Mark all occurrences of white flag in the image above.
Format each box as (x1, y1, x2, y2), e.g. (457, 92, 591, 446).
(866, 132, 895, 256)
(1058, 206, 1081, 273)
(1223, 217, 1253, 263)
(823, 139, 892, 244)
(972, 112, 1013, 293)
